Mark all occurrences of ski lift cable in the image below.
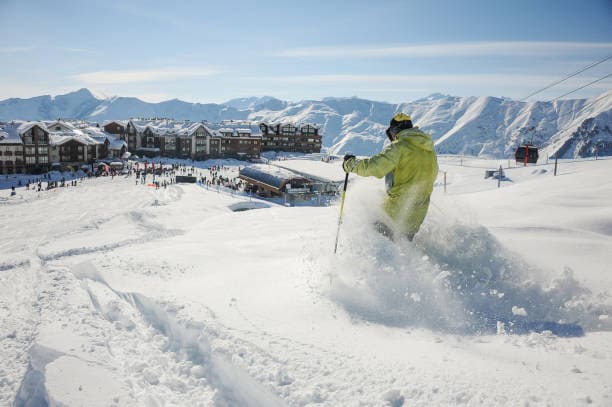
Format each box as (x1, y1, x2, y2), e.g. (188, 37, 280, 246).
(519, 54, 612, 101)
(550, 90, 612, 137)
(545, 84, 612, 131)
(550, 72, 612, 102)
(511, 71, 610, 162)
(516, 79, 611, 147)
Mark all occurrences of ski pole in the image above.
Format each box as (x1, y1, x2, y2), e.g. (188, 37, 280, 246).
(333, 172, 349, 254)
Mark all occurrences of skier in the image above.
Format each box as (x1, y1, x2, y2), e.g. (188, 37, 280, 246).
(342, 113, 438, 242)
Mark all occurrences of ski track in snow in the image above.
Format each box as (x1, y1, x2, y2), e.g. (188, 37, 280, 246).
(1, 177, 340, 406)
(2, 180, 285, 406)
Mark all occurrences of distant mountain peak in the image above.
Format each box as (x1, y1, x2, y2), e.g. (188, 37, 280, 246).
(72, 88, 96, 98)
(413, 93, 451, 103)
(223, 96, 281, 110)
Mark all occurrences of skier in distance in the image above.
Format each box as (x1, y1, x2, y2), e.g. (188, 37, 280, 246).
(342, 113, 438, 242)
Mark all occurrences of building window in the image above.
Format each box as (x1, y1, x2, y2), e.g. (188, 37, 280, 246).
(281, 125, 297, 136)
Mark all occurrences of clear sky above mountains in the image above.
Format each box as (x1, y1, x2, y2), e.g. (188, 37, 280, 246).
(1, 0, 611, 103)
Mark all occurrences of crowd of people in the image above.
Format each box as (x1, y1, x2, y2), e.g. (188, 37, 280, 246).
(130, 162, 247, 193)
(3, 160, 254, 201)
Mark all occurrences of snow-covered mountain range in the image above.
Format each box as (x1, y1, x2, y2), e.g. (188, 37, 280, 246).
(1, 88, 611, 159)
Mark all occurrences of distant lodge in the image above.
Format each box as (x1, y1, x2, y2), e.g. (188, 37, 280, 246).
(122, 120, 322, 159)
(0, 118, 323, 175)
(0, 120, 126, 175)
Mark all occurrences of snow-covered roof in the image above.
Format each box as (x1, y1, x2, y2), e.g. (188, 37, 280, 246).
(45, 120, 77, 132)
(0, 121, 49, 144)
(0, 123, 23, 144)
(239, 164, 311, 190)
(129, 119, 214, 137)
(109, 138, 127, 150)
(77, 127, 125, 150)
(102, 120, 127, 127)
(49, 131, 100, 146)
(17, 121, 48, 135)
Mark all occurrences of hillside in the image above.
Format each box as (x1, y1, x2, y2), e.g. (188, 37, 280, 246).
(1, 89, 611, 159)
(1, 156, 611, 406)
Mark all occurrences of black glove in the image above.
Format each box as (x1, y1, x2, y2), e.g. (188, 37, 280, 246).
(342, 154, 356, 173)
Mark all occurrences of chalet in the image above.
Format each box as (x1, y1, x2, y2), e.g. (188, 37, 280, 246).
(0, 122, 25, 175)
(259, 122, 322, 153)
(127, 120, 175, 157)
(15, 122, 51, 173)
(239, 164, 312, 197)
(48, 132, 98, 169)
(82, 126, 127, 158)
(193, 126, 216, 158)
(103, 121, 127, 140)
(46, 121, 125, 167)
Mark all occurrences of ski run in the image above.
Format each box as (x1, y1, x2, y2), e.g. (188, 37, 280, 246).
(1, 154, 612, 406)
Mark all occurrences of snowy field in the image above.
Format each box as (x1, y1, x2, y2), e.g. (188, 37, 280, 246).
(1, 155, 611, 406)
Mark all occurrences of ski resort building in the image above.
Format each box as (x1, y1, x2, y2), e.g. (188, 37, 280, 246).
(125, 119, 262, 160)
(238, 164, 313, 197)
(103, 121, 127, 138)
(1, 118, 324, 174)
(0, 121, 50, 174)
(259, 122, 322, 153)
(0, 120, 126, 174)
(0, 123, 27, 175)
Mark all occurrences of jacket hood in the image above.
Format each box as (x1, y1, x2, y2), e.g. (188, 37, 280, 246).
(397, 127, 435, 152)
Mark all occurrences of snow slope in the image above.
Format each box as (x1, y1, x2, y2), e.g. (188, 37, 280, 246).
(1, 156, 612, 406)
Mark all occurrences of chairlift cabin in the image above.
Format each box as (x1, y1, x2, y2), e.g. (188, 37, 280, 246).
(514, 143, 539, 165)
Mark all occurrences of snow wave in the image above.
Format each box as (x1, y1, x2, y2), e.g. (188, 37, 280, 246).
(320, 192, 612, 336)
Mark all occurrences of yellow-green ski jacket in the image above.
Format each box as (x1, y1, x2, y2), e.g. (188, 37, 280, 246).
(345, 127, 438, 236)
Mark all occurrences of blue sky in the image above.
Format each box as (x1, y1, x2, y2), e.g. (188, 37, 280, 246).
(1, 0, 611, 103)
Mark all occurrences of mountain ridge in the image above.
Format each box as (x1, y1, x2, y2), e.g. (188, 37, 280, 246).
(1, 89, 611, 159)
